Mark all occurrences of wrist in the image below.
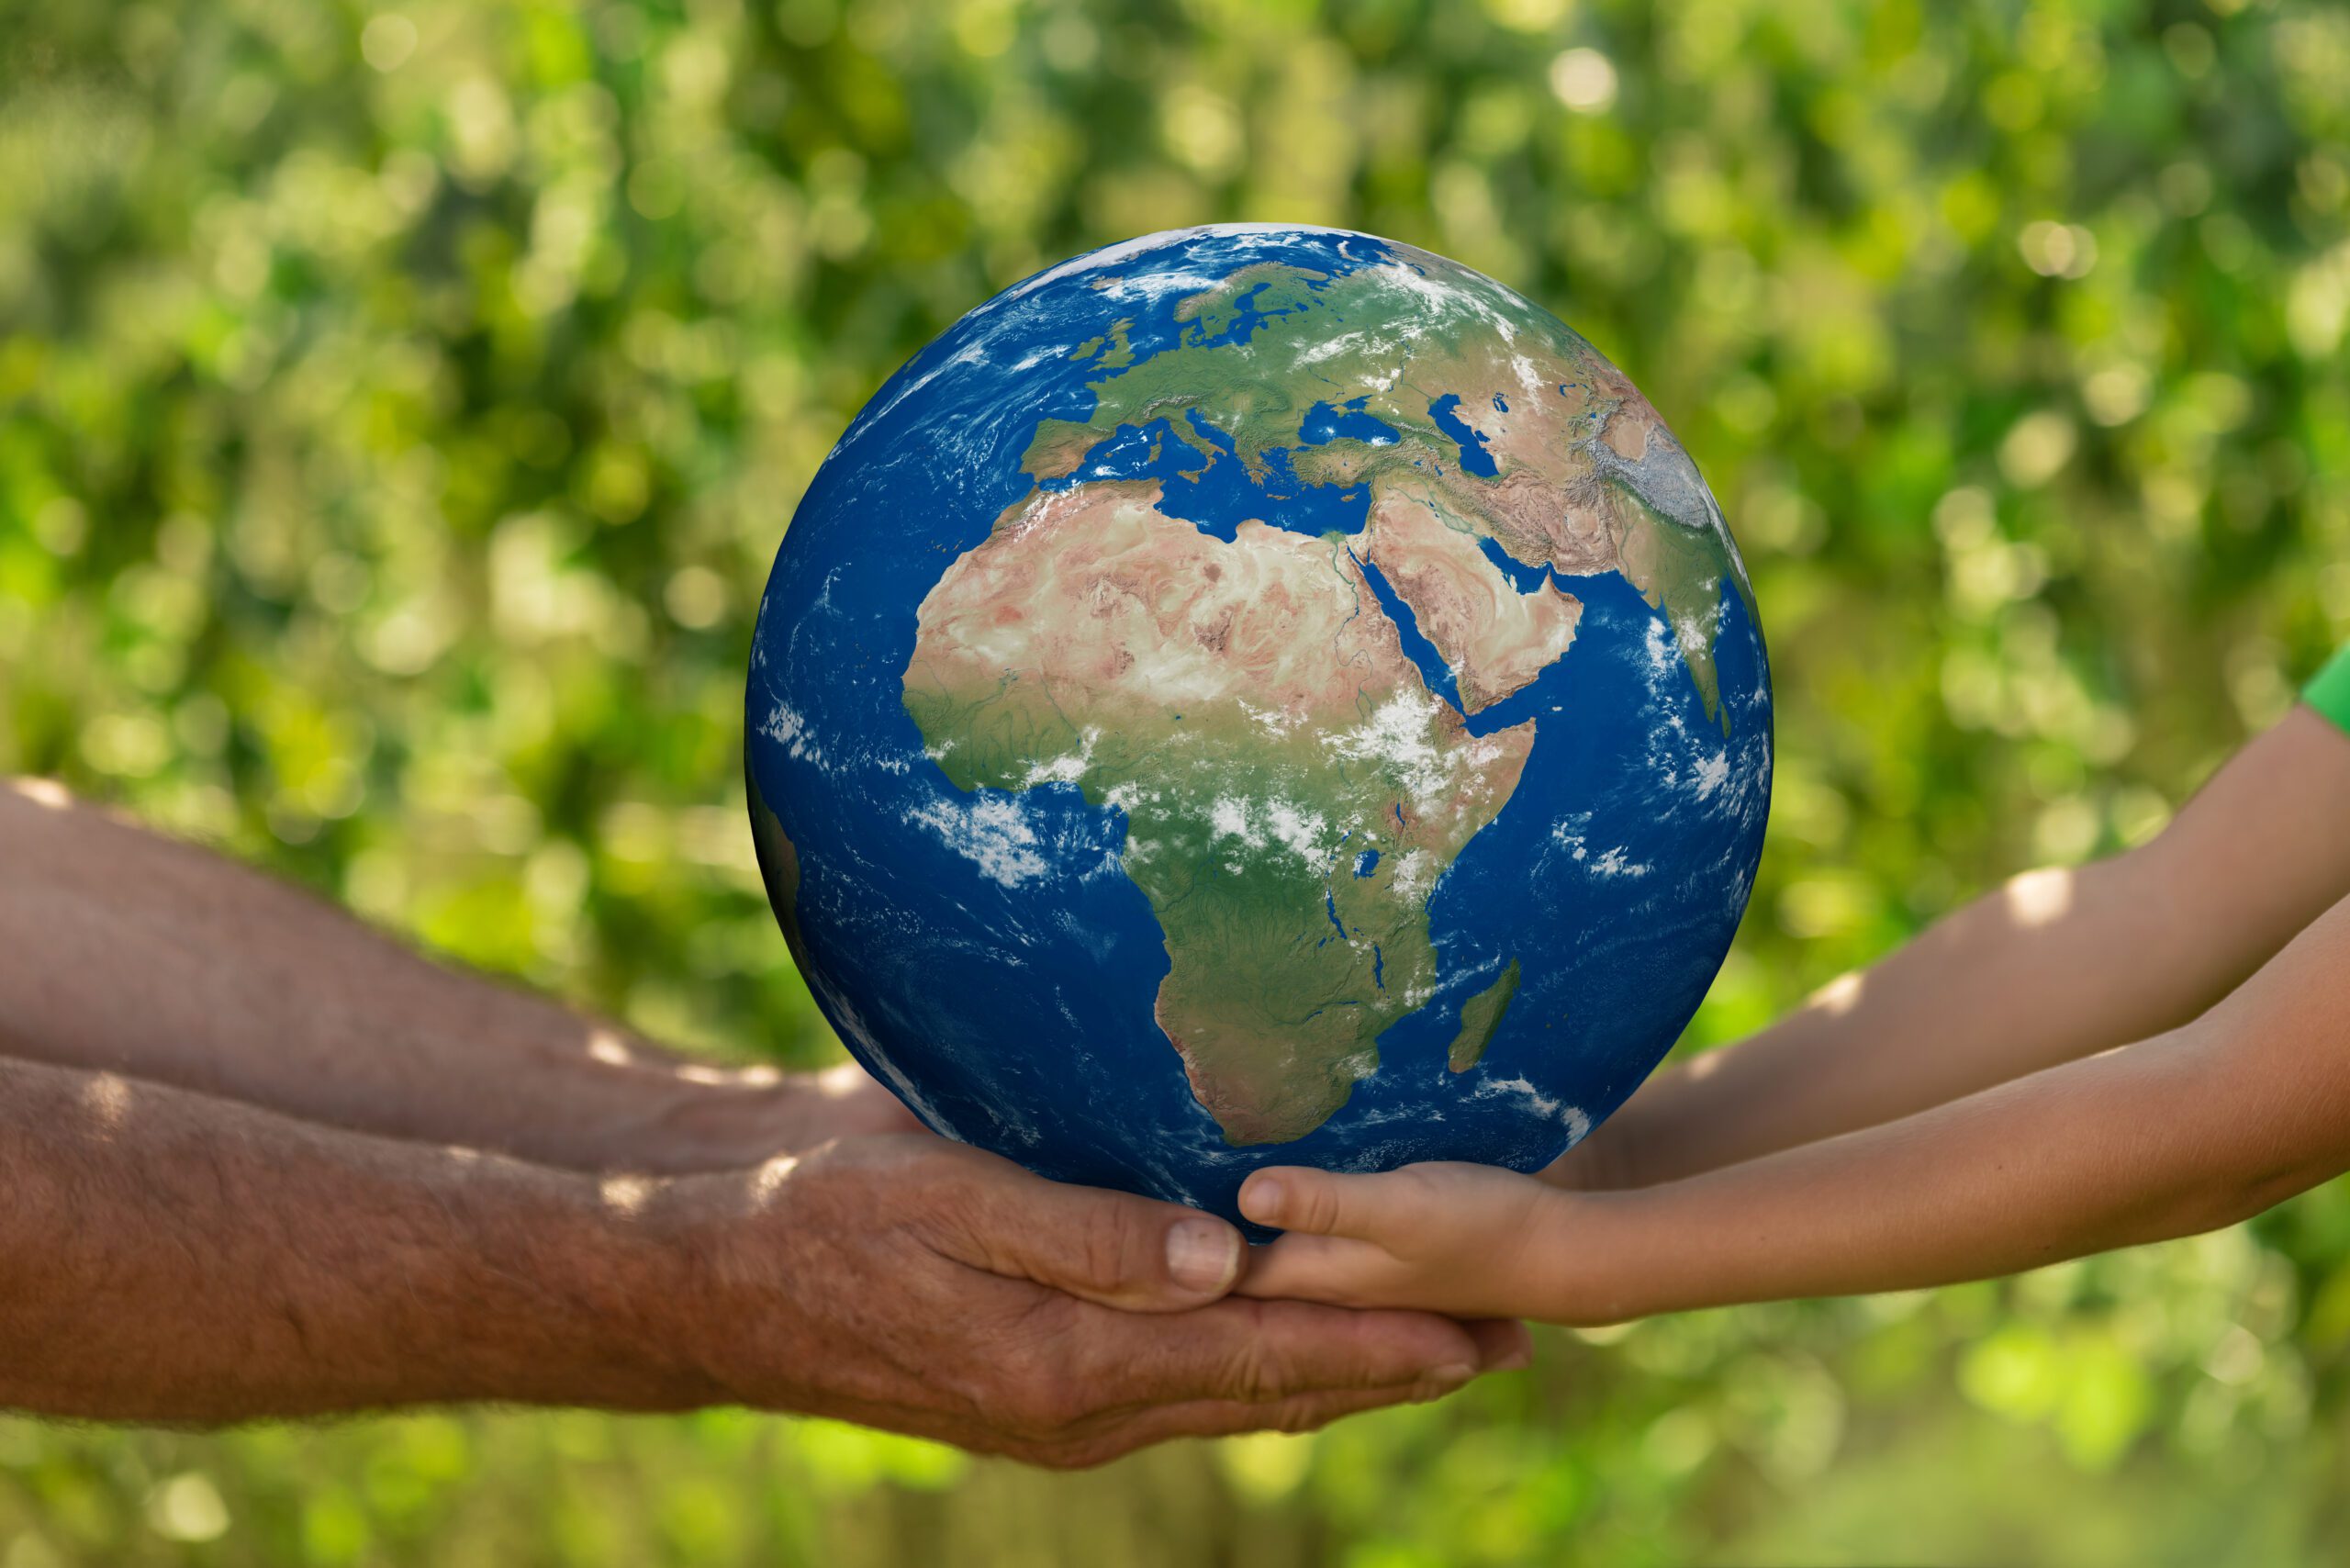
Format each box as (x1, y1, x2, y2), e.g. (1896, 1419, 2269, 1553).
(1556, 1092, 1674, 1192)
(588, 1064, 906, 1176)
(614, 1076, 801, 1174)
(1581, 1063, 1740, 1189)
(451, 1162, 738, 1412)
(1550, 1114, 1648, 1191)
(1536, 1187, 1678, 1326)
(615, 1162, 831, 1414)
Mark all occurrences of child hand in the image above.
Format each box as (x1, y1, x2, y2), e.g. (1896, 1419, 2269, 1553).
(1235, 1161, 1603, 1324)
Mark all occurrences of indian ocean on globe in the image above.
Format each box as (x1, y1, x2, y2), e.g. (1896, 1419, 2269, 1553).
(746, 224, 1771, 1229)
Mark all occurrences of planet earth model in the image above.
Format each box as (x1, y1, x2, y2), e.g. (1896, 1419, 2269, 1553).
(746, 224, 1771, 1228)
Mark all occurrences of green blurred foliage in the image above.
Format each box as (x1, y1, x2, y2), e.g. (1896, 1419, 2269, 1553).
(5, 0, 2350, 1560)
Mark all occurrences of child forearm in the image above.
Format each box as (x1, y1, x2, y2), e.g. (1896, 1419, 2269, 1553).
(1589, 853, 2182, 1186)
(1579, 707, 2350, 1189)
(1242, 887, 2350, 1325)
(1569, 886, 2350, 1319)
(1576, 1032, 2234, 1319)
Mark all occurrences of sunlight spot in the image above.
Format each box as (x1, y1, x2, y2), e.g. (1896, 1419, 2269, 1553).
(1811, 971, 1867, 1017)
(81, 1071, 131, 1137)
(585, 1027, 634, 1067)
(676, 1062, 783, 1086)
(7, 777, 72, 811)
(1216, 1430, 1317, 1504)
(2004, 867, 2076, 928)
(750, 1154, 799, 1205)
(812, 1061, 870, 1098)
(599, 1175, 655, 1215)
(147, 1473, 230, 1543)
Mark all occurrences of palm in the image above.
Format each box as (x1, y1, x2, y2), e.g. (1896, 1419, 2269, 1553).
(807, 1060, 928, 1140)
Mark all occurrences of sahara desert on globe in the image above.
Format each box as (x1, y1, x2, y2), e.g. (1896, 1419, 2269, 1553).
(747, 224, 1771, 1227)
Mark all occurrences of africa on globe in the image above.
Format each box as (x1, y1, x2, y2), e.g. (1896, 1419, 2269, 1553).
(746, 224, 1771, 1228)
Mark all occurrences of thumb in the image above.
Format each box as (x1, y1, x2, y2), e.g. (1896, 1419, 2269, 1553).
(1238, 1165, 1389, 1238)
(932, 1154, 1246, 1312)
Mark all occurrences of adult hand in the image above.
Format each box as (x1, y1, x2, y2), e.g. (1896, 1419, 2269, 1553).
(648, 1135, 1530, 1467)
(0, 1052, 1508, 1441)
(627, 1060, 926, 1172)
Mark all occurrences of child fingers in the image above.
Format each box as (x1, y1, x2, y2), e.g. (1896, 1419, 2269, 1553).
(1231, 1233, 1403, 1305)
(1238, 1165, 1403, 1239)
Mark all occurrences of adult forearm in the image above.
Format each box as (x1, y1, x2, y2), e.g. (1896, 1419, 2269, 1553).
(0, 782, 844, 1172)
(0, 1054, 702, 1422)
(0, 1050, 1514, 1458)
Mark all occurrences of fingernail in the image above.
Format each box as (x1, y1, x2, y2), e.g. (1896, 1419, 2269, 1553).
(1166, 1217, 1241, 1294)
(1427, 1362, 1478, 1394)
(1494, 1349, 1532, 1373)
(1240, 1176, 1283, 1224)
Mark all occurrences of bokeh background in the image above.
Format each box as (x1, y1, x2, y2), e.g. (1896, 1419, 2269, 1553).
(6, 0, 2350, 1561)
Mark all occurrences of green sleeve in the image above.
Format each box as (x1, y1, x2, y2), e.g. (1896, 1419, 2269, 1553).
(2306, 644, 2350, 735)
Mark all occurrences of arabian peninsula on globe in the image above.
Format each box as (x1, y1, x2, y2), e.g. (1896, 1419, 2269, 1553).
(747, 224, 1771, 1227)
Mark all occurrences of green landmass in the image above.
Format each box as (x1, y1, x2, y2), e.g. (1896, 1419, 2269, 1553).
(1097, 318, 1136, 368)
(1013, 253, 1748, 713)
(904, 685, 1513, 1143)
(902, 490, 1533, 1144)
(1447, 957, 1521, 1071)
(744, 759, 812, 976)
(17, 0, 2337, 1557)
(1172, 261, 1331, 338)
(1019, 260, 1478, 480)
(952, 245, 1759, 1135)
(1611, 481, 1737, 726)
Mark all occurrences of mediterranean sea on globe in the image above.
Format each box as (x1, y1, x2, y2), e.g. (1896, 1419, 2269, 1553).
(746, 223, 1771, 1231)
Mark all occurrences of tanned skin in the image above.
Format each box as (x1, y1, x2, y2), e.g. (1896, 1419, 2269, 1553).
(1237, 706, 2350, 1326)
(0, 782, 1527, 1466)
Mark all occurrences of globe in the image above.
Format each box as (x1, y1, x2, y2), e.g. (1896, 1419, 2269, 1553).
(746, 224, 1771, 1229)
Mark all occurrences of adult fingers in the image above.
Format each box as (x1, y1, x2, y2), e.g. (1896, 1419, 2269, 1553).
(1031, 1376, 1479, 1470)
(1060, 1293, 1490, 1414)
(919, 1145, 1246, 1312)
(1229, 1233, 1407, 1305)
(1461, 1316, 1535, 1372)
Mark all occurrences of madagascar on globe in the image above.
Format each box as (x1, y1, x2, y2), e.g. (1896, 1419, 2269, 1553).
(746, 225, 1771, 1230)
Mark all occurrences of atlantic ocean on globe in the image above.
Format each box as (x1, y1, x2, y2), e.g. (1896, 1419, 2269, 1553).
(746, 224, 1771, 1230)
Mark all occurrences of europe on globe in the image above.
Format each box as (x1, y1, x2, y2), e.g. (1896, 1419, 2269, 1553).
(746, 224, 1771, 1228)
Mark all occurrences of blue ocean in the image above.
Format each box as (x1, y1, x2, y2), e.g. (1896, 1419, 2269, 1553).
(747, 226, 1771, 1229)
